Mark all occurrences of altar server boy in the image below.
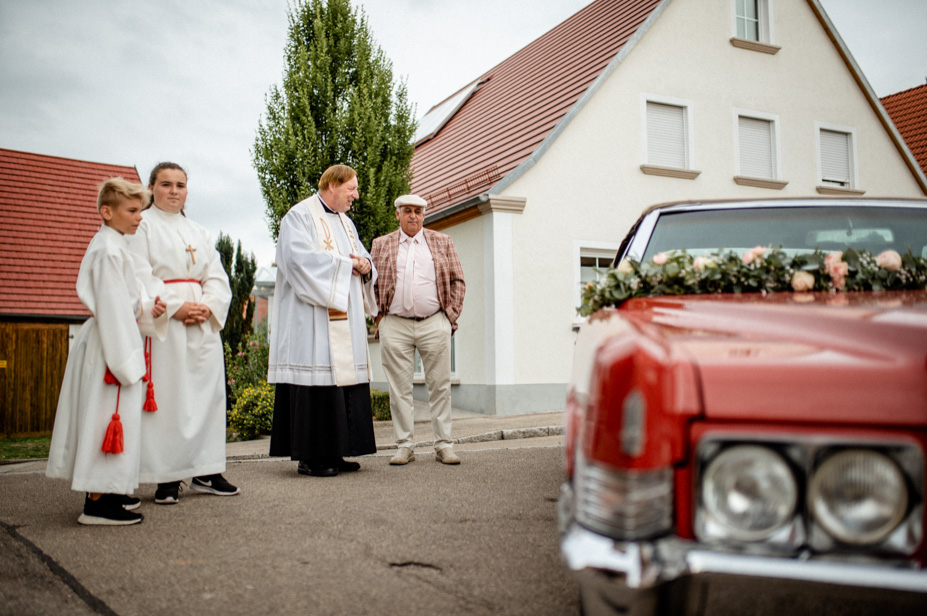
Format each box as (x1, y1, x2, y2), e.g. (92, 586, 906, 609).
(46, 178, 167, 525)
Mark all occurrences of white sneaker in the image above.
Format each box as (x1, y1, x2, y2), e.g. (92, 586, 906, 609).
(390, 447, 416, 465)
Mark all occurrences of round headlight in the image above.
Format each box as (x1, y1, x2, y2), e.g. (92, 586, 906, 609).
(702, 445, 797, 541)
(809, 450, 907, 546)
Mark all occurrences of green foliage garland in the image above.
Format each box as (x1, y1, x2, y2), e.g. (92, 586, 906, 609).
(580, 247, 927, 316)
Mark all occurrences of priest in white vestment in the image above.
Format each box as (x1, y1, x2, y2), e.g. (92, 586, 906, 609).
(268, 164, 378, 477)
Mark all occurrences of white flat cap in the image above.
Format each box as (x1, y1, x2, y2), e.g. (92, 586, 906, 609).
(394, 194, 427, 209)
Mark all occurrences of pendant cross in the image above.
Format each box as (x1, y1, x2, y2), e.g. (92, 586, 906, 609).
(185, 244, 197, 264)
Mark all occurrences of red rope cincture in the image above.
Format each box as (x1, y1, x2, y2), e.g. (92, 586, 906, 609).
(142, 279, 201, 412)
(101, 367, 124, 454)
(143, 336, 157, 412)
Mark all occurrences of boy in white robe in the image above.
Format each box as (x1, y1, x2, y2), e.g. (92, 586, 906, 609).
(46, 178, 167, 526)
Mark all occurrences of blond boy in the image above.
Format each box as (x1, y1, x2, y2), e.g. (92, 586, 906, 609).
(46, 178, 167, 525)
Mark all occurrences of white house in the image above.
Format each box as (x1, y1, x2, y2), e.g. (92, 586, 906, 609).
(367, 0, 927, 415)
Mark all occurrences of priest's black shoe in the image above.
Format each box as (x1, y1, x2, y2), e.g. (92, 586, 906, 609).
(297, 461, 338, 477)
(337, 459, 360, 473)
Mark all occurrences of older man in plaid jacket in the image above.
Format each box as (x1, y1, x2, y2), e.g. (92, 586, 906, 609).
(370, 194, 466, 465)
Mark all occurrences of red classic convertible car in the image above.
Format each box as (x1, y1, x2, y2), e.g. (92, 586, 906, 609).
(559, 199, 927, 615)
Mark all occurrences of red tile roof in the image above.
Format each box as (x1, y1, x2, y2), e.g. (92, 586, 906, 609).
(0, 148, 141, 318)
(411, 0, 663, 217)
(882, 83, 927, 177)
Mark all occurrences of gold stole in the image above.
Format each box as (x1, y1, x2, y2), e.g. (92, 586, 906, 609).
(304, 196, 372, 386)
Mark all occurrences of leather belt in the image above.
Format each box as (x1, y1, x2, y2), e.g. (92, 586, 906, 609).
(393, 311, 440, 322)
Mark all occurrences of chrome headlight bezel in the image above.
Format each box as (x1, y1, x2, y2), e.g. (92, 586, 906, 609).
(695, 443, 803, 548)
(807, 445, 922, 554)
(808, 449, 908, 546)
(695, 434, 924, 556)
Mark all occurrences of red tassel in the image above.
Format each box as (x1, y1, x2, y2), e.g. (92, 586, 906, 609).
(102, 381, 123, 454)
(101, 412, 124, 454)
(144, 380, 158, 412)
(103, 367, 119, 385)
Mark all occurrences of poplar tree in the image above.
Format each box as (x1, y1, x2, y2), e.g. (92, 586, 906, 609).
(252, 0, 416, 248)
(216, 233, 257, 355)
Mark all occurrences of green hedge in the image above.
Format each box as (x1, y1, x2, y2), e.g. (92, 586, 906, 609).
(371, 389, 391, 421)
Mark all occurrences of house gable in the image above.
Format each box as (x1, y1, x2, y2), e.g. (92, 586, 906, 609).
(0, 148, 142, 319)
(411, 0, 664, 221)
(413, 0, 926, 230)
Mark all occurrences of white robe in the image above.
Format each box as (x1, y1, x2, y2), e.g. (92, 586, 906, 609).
(268, 195, 377, 387)
(127, 206, 232, 483)
(46, 225, 167, 494)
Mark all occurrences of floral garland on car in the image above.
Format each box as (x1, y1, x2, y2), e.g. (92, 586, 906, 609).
(579, 247, 927, 317)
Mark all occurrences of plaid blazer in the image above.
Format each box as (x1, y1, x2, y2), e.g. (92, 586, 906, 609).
(370, 228, 466, 331)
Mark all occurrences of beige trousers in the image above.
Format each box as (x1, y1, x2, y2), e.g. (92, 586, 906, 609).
(379, 312, 453, 451)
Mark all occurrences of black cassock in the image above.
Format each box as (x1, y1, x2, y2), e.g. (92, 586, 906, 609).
(270, 382, 377, 464)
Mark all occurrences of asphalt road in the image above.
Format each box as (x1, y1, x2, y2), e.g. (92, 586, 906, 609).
(1, 445, 578, 616)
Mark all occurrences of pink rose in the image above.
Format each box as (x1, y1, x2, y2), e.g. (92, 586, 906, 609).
(742, 246, 766, 265)
(652, 252, 668, 266)
(693, 256, 711, 271)
(791, 271, 815, 292)
(876, 250, 902, 271)
(824, 252, 848, 290)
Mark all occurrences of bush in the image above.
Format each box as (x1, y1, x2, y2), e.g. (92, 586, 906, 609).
(225, 329, 270, 410)
(228, 382, 275, 441)
(371, 389, 390, 421)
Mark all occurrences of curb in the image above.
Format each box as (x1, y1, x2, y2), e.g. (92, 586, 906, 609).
(226, 425, 564, 462)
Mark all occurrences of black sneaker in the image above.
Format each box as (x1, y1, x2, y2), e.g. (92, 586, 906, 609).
(154, 481, 182, 505)
(113, 494, 141, 510)
(190, 474, 240, 496)
(78, 494, 144, 526)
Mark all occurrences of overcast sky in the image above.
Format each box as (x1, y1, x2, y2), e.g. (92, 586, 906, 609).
(2, 0, 925, 268)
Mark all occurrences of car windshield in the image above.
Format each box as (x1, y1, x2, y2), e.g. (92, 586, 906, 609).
(642, 206, 927, 261)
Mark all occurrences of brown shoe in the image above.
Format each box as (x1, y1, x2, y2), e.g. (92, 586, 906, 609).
(390, 447, 415, 465)
(436, 448, 461, 465)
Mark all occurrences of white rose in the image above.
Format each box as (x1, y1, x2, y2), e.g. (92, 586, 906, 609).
(791, 271, 815, 292)
(616, 259, 634, 275)
(876, 250, 902, 271)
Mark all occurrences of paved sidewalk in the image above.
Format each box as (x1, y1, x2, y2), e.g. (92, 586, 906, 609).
(0, 403, 564, 474)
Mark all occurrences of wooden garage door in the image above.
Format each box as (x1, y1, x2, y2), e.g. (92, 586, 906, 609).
(0, 322, 69, 437)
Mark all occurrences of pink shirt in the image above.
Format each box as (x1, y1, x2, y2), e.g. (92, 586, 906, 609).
(388, 229, 441, 318)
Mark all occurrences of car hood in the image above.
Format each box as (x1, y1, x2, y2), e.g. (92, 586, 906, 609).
(620, 290, 927, 426)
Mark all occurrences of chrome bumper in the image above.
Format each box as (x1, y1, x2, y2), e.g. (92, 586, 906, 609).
(561, 521, 927, 615)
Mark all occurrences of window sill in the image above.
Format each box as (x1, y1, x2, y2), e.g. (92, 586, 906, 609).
(730, 37, 781, 55)
(734, 176, 788, 190)
(640, 165, 701, 180)
(816, 185, 865, 196)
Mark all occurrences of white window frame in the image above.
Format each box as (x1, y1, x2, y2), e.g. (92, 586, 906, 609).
(815, 121, 860, 191)
(733, 108, 783, 184)
(732, 0, 774, 43)
(573, 240, 620, 322)
(641, 94, 696, 173)
(413, 336, 458, 380)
